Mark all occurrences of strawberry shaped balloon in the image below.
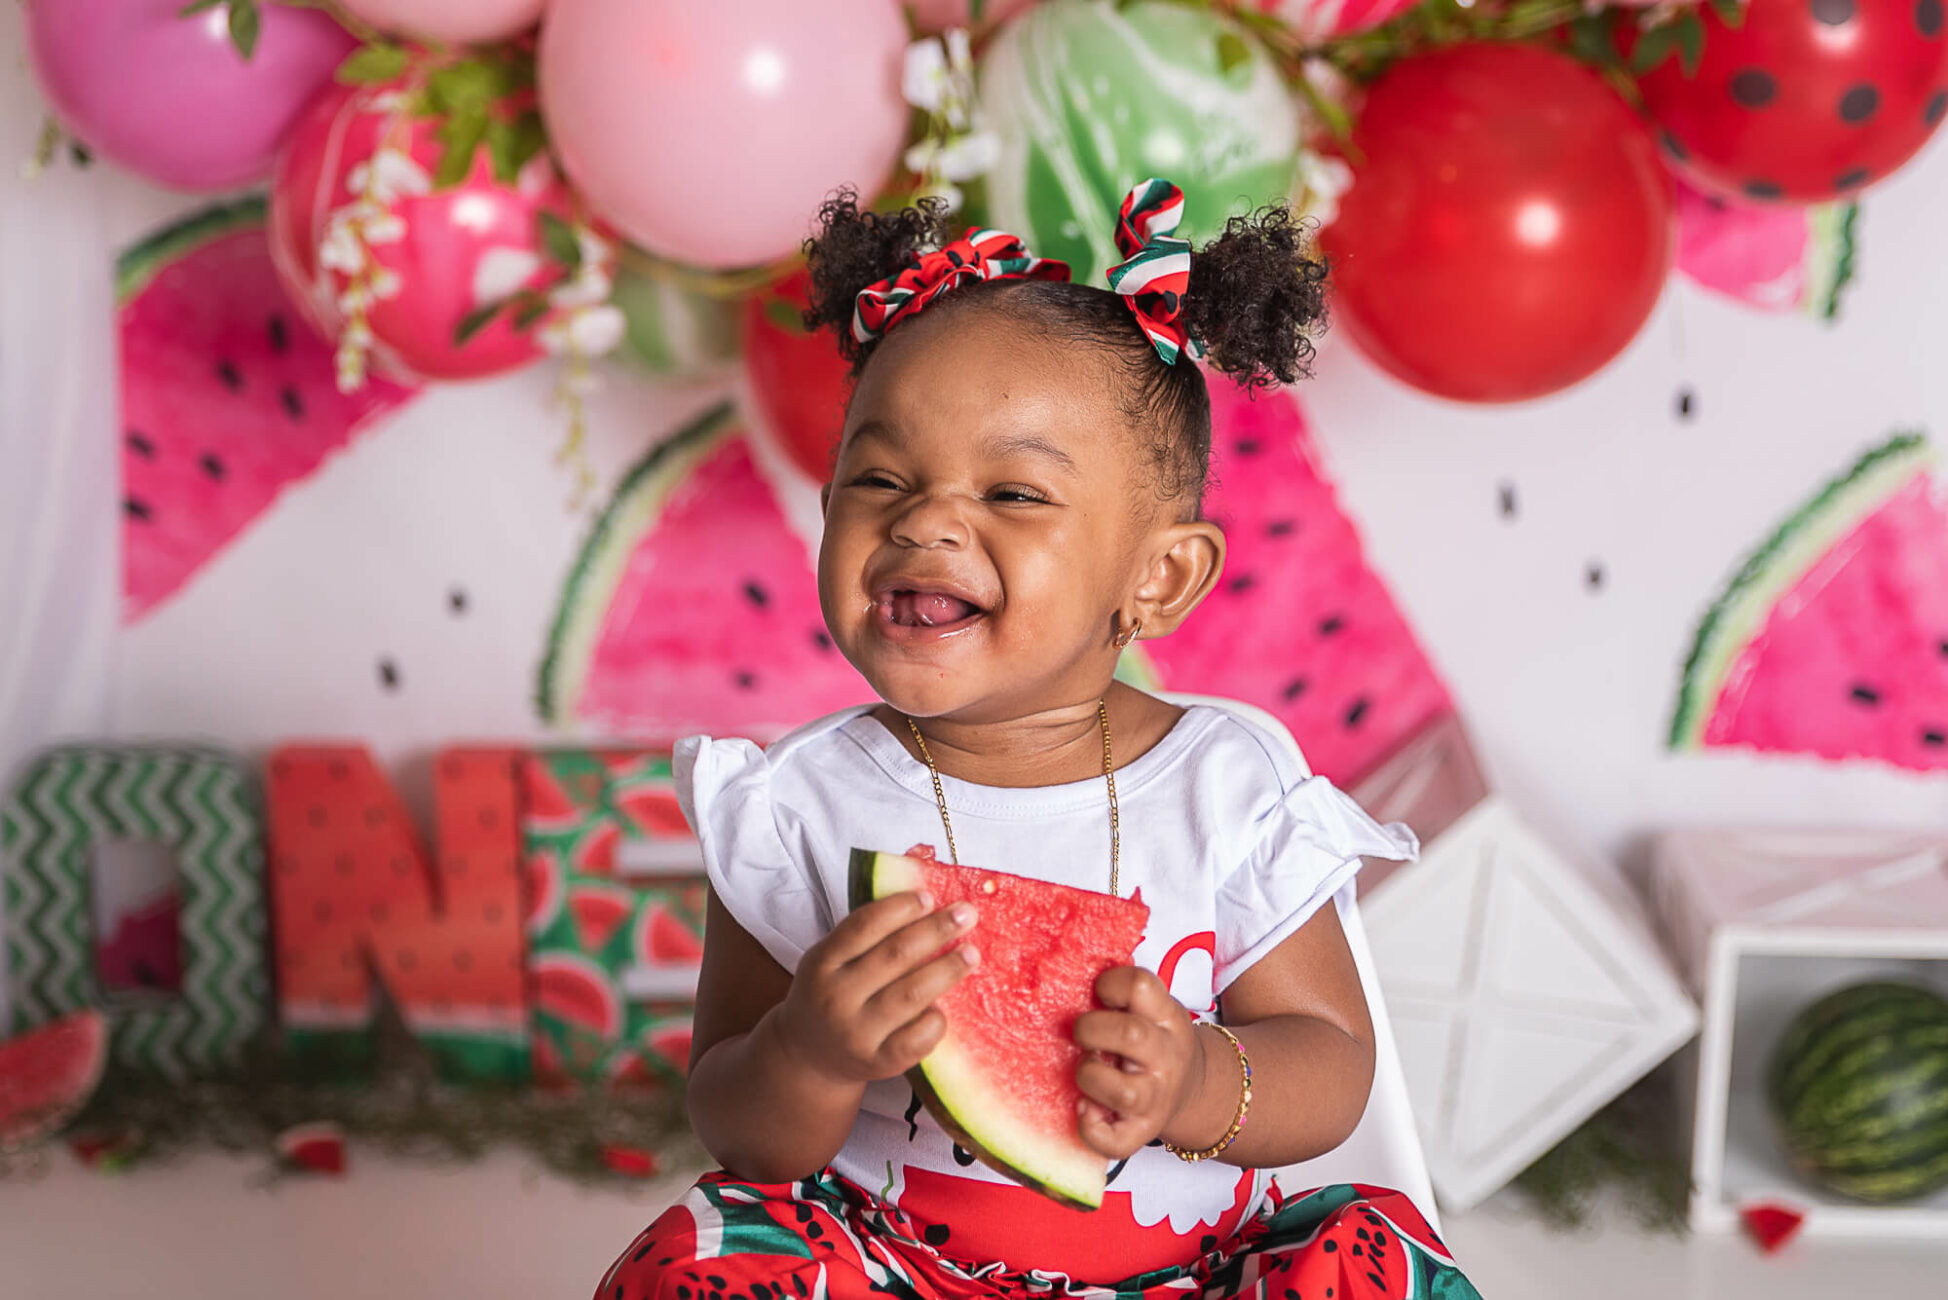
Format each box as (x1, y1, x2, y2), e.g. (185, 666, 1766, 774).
(1635, 0, 1948, 203)
(271, 55, 621, 390)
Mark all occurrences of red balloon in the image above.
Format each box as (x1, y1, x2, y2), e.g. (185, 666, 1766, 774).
(741, 270, 852, 482)
(1323, 44, 1673, 404)
(1635, 0, 1948, 204)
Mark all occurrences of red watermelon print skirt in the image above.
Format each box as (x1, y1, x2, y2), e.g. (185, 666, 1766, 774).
(595, 1170, 1480, 1300)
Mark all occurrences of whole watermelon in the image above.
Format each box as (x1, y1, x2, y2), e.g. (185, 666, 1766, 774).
(1767, 981, 1948, 1203)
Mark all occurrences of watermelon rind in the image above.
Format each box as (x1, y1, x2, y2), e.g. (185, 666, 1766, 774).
(536, 403, 739, 724)
(115, 197, 268, 303)
(847, 849, 1108, 1212)
(1805, 202, 1860, 325)
(1669, 433, 1935, 751)
(1766, 981, 1948, 1204)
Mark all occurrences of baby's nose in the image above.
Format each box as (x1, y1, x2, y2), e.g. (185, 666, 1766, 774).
(890, 494, 969, 548)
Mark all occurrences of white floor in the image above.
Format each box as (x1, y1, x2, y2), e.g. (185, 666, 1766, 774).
(2, 1153, 1944, 1299)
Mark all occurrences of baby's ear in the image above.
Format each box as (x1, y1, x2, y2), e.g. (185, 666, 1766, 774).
(1130, 521, 1226, 638)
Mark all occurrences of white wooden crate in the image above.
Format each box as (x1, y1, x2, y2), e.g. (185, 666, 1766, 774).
(1651, 828, 1948, 1238)
(1366, 797, 1699, 1212)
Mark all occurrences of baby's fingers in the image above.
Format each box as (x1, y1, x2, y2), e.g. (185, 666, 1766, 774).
(876, 1007, 949, 1076)
(1077, 1096, 1150, 1161)
(1074, 1009, 1164, 1067)
(1077, 1055, 1161, 1125)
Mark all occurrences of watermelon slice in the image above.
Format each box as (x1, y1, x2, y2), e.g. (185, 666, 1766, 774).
(1671, 433, 1948, 772)
(532, 950, 626, 1044)
(848, 849, 1149, 1210)
(0, 1011, 108, 1152)
(537, 403, 873, 739)
(1123, 377, 1453, 786)
(569, 882, 637, 954)
(1674, 175, 1859, 322)
(118, 198, 416, 622)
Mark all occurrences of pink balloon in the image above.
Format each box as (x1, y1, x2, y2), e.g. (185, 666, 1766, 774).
(539, 0, 909, 268)
(26, 0, 355, 192)
(337, 0, 547, 46)
(271, 81, 594, 383)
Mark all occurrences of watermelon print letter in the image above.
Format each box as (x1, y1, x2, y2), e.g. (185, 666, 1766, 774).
(1, 747, 269, 1079)
(267, 747, 528, 1081)
(522, 750, 704, 1091)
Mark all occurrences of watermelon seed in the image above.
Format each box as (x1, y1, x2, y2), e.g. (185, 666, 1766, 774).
(126, 432, 155, 459)
(267, 315, 289, 353)
(1319, 615, 1345, 636)
(922, 1225, 951, 1246)
(1852, 683, 1883, 706)
(215, 359, 243, 391)
(448, 587, 468, 614)
(378, 658, 400, 690)
(1923, 730, 1945, 747)
(1498, 482, 1518, 518)
(1281, 677, 1309, 701)
(199, 452, 225, 481)
(1234, 438, 1262, 457)
(1345, 697, 1371, 728)
(743, 581, 770, 608)
(280, 385, 305, 420)
(813, 630, 834, 652)
(734, 671, 757, 690)
(1267, 519, 1297, 537)
(1586, 562, 1606, 591)
(1230, 574, 1258, 594)
(1938, 640, 1948, 658)
(123, 497, 153, 522)
(1676, 388, 1695, 420)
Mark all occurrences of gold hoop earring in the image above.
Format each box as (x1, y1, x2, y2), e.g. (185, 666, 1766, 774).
(1114, 617, 1143, 649)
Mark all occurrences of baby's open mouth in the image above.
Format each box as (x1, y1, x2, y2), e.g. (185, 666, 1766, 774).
(880, 589, 983, 629)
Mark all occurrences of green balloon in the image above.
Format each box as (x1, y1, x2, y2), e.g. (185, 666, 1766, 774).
(978, 0, 1301, 286)
(610, 266, 741, 379)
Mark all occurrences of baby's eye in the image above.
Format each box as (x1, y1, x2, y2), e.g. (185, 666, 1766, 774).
(988, 485, 1050, 504)
(850, 471, 903, 490)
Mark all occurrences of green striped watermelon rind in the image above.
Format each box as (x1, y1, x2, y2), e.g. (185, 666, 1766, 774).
(1669, 433, 1935, 751)
(1805, 202, 1860, 325)
(114, 197, 268, 304)
(1766, 981, 1948, 1204)
(535, 403, 738, 724)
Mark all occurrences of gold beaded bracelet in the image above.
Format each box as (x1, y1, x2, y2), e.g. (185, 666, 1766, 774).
(1161, 1022, 1253, 1163)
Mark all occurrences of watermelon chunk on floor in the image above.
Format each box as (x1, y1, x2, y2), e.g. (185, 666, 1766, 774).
(0, 1011, 108, 1152)
(1124, 377, 1453, 785)
(1672, 432, 1948, 772)
(537, 403, 872, 739)
(118, 198, 416, 622)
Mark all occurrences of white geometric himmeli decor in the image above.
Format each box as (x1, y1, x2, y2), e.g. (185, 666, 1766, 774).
(1365, 796, 1699, 1212)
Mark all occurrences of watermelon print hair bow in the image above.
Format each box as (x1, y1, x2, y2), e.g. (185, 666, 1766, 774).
(1106, 178, 1202, 366)
(850, 178, 1200, 365)
(850, 227, 1070, 345)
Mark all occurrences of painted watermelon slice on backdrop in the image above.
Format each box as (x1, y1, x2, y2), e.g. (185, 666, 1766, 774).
(538, 403, 873, 740)
(1672, 432, 1948, 773)
(118, 198, 416, 622)
(1673, 176, 1859, 322)
(1121, 377, 1453, 786)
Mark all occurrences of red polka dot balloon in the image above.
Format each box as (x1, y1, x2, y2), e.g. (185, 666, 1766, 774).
(1635, 0, 1948, 203)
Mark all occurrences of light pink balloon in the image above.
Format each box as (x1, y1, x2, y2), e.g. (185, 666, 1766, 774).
(337, 0, 547, 46)
(540, 0, 910, 268)
(26, 0, 355, 192)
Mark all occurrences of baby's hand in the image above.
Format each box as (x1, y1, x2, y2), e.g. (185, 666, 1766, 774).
(773, 891, 980, 1087)
(1072, 967, 1200, 1160)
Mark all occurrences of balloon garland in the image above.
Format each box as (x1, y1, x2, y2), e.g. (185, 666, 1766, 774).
(22, 0, 1948, 412)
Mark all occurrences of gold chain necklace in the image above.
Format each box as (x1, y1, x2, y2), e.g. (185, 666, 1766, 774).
(905, 700, 1122, 897)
